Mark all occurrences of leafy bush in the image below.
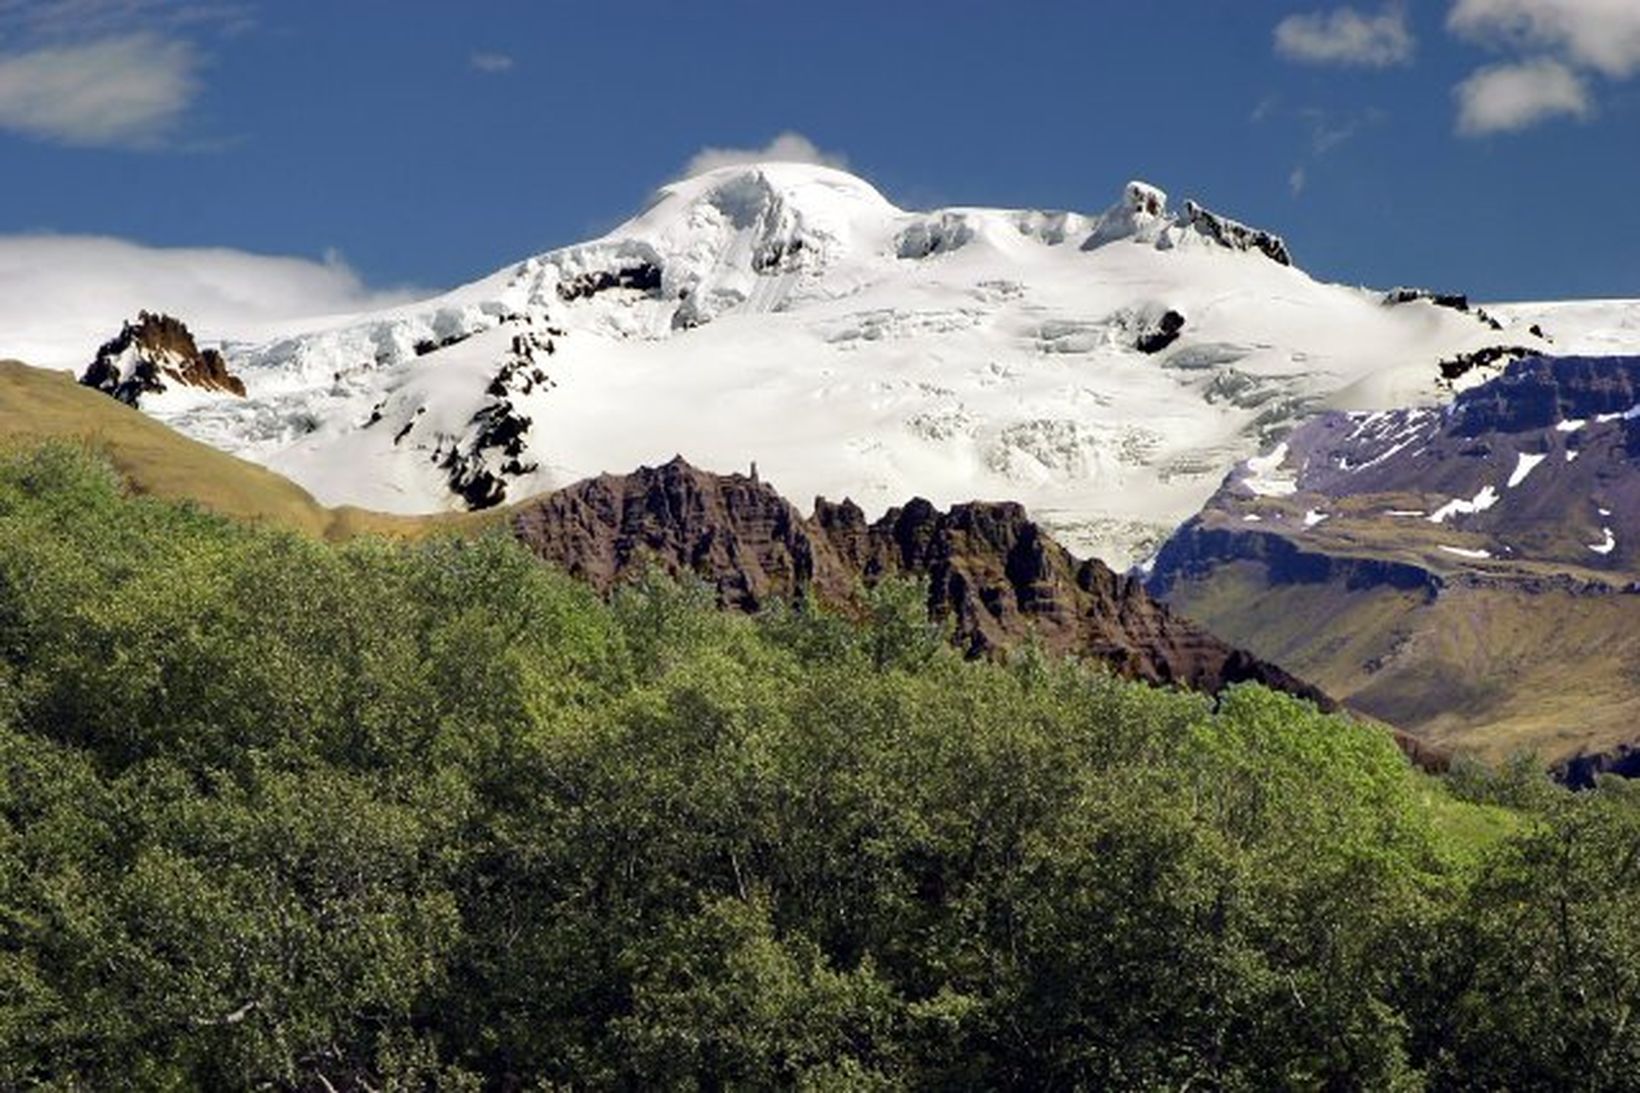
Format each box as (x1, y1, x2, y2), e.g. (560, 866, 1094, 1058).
(0, 444, 1634, 1089)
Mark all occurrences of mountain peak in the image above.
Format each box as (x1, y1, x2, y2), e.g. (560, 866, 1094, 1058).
(79, 311, 245, 408)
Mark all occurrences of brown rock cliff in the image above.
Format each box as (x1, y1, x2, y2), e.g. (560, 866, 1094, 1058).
(511, 456, 1333, 708)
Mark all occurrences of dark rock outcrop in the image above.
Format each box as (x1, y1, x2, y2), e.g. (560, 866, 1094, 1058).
(556, 264, 663, 303)
(1136, 310, 1186, 354)
(439, 330, 556, 510)
(1437, 345, 1535, 388)
(1385, 287, 1472, 312)
(1383, 287, 1506, 331)
(510, 457, 1333, 707)
(80, 311, 245, 406)
(1184, 201, 1293, 267)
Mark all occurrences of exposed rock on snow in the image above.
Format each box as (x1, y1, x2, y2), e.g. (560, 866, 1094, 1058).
(80, 311, 246, 406)
(1383, 287, 1506, 331)
(1136, 309, 1187, 354)
(1183, 201, 1293, 267)
(1437, 344, 1536, 388)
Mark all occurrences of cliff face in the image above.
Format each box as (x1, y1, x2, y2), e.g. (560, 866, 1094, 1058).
(81, 312, 245, 406)
(510, 457, 1333, 708)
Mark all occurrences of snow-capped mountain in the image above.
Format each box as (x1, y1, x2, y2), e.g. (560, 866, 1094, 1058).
(98, 162, 1622, 567)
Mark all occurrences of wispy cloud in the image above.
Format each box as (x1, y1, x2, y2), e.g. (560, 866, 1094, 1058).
(0, 1, 253, 149)
(0, 234, 419, 370)
(0, 33, 200, 147)
(469, 51, 514, 74)
(0, 0, 253, 38)
(681, 132, 848, 179)
(1455, 56, 1592, 134)
(1260, 104, 1385, 199)
(1274, 4, 1415, 67)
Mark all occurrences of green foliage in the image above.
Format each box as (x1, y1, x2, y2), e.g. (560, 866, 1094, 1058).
(0, 444, 1628, 1089)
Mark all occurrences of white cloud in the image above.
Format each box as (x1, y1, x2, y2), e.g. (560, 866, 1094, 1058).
(0, 34, 199, 147)
(0, 0, 254, 38)
(1455, 56, 1592, 134)
(1289, 166, 1309, 196)
(1449, 0, 1640, 78)
(0, 235, 419, 370)
(681, 132, 848, 179)
(1274, 4, 1415, 67)
(469, 51, 514, 74)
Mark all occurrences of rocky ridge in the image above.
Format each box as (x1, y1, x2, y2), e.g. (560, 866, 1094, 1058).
(80, 312, 245, 406)
(510, 456, 1334, 706)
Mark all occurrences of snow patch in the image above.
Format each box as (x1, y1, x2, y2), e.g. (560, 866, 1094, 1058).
(1242, 442, 1298, 497)
(1507, 451, 1547, 489)
(1439, 545, 1493, 560)
(1428, 485, 1499, 525)
(1590, 528, 1617, 556)
(1303, 509, 1329, 527)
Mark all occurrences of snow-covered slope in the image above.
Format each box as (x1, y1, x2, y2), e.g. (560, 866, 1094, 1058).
(109, 162, 1602, 567)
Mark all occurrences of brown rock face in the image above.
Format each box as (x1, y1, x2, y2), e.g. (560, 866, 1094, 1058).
(511, 456, 1333, 708)
(80, 311, 246, 406)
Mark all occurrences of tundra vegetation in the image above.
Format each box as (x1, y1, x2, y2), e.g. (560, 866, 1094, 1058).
(1, 444, 1638, 1090)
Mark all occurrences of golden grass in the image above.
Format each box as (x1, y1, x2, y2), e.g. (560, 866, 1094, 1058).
(0, 360, 506, 542)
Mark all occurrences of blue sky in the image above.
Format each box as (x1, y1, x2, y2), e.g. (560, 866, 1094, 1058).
(1, 0, 1638, 303)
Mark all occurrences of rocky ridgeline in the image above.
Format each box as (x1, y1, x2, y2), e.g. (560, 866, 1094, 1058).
(80, 311, 245, 406)
(509, 456, 1333, 705)
(1183, 201, 1292, 267)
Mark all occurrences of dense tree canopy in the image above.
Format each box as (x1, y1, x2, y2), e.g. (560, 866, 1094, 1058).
(0, 443, 1636, 1090)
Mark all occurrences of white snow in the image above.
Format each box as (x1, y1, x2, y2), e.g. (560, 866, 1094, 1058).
(1567, 450, 1581, 462)
(1242, 443, 1299, 498)
(1439, 545, 1494, 560)
(1595, 403, 1640, 424)
(1488, 299, 1640, 356)
(1507, 451, 1547, 489)
(1243, 513, 1263, 522)
(1428, 485, 1500, 525)
(1556, 418, 1586, 433)
(1590, 528, 1617, 555)
(1599, 506, 1613, 517)
(61, 162, 1632, 568)
(1387, 509, 1426, 517)
(1303, 509, 1329, 527)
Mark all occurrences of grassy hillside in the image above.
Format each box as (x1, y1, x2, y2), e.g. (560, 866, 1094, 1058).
(0, 359, 498, 540)
(1165, 559, 1640, 764)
